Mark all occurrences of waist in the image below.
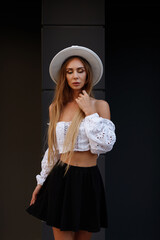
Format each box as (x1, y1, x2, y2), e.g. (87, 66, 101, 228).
(59, 150, 98, 167)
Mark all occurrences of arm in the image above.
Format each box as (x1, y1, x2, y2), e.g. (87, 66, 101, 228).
(84, 100, 116, 154)
(30, 147, 59, 205)
(36, 147, 59, 186)
(36, 104, 59, 186)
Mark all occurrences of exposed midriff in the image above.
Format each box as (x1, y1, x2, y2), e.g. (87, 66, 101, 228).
(59, 150, 98, 167)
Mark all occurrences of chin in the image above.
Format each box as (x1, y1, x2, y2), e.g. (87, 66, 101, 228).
(72, 86, 82, 89)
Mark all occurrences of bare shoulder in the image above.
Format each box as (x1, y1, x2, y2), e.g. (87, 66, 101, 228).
(49, 102, 54, 110)
(94, 99, 111, 120)
(49, 102, 53, 113)
(49, 101, 55, 120)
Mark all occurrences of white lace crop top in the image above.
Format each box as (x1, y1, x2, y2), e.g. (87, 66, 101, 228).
(36, 113, 116, 185)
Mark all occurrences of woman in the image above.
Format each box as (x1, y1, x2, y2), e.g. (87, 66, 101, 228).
(26, 45, 116, 240)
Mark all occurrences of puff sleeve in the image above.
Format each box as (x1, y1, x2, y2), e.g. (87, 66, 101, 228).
(84, 113, 116, 154)
(36, 147, 60, 186)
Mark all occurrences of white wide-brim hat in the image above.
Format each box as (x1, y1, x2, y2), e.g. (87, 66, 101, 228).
(49, 45, 103, 86)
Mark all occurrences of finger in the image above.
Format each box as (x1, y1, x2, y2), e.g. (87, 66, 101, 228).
(78, 96, 83, 99)
(31, 198, 35, 205)
(79, 93, 86, 98)
(82, 90, 87, 95)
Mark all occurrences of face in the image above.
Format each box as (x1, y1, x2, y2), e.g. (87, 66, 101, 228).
(65, 57, 87, 90)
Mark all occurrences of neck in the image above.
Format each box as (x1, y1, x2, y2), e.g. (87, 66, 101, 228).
(72, 89, 82, 100)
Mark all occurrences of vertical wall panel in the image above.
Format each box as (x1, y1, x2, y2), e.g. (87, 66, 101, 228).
(105, 2, 160, 240)
(42, 1, 106, 239)
(1, 23, 42, 240)
(42, 0, 105, 25)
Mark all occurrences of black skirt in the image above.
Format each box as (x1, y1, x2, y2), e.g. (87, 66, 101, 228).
(25, 159, 108, 232)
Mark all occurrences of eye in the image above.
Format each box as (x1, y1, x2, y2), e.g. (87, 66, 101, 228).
(77, 68, 85, 73)
(66, 70, 73, 74)
(78, 69, 84, 73)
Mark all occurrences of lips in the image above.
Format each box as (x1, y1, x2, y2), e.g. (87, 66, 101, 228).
(72, 82, 80, 85)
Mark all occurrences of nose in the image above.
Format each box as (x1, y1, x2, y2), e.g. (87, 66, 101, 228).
(73, 70, 78, 78)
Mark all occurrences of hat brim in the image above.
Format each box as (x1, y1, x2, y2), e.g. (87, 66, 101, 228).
(49, 45, 103, 86)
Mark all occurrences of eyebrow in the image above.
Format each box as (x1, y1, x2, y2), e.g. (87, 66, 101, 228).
(66, 67, 85, 70)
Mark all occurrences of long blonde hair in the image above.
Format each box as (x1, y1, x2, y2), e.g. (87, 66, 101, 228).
(47, 56, 95, 176)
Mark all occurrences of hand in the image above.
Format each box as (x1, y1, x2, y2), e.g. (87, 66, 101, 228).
(75, 90, 97, 116)
(30, 184, 42, 205)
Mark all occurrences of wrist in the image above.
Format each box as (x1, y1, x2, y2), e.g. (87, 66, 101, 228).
(85, 111, 97, 116)
(37, 184, 42, 187)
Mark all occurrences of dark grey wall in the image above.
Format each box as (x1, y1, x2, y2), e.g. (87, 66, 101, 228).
(106, 2, 160, 240)
(0, 1, 42, 240)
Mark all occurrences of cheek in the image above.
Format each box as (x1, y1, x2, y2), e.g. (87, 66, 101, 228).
(82, 73, 87, 81)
